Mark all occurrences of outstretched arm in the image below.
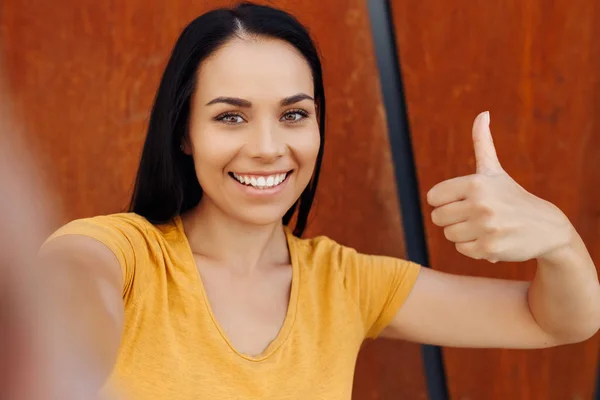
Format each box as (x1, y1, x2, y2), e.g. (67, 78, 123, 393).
(381, 112, 600, 347)
(0, 63, 124, 400)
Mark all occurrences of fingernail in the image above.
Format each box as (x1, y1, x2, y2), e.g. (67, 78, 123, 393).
(483, 111, 490, 125)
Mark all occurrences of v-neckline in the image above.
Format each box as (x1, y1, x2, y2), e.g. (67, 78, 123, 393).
(174, 216, 301, 362)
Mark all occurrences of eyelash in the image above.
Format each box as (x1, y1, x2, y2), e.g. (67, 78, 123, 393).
(214, 109, 310, 125)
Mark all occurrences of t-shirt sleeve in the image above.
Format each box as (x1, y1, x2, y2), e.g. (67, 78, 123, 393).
(43, 213, 148, 299)
(337, 244, 421, 339)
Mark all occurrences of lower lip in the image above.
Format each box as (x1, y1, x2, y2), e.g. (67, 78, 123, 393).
(230, 173, 291, 197)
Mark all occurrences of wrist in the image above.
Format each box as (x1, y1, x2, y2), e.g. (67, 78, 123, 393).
(537, 223, 578, 267)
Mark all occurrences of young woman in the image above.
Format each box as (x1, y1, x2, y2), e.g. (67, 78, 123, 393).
(11, 2, 598, 399)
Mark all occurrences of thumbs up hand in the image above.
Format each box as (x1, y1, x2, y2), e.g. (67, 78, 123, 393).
(426, 111, 573, 263)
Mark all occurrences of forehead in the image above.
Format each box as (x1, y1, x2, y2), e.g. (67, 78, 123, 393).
(196, 37, 314, 101)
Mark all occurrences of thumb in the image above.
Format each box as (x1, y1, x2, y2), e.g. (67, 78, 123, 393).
(472, 111, 503, 174)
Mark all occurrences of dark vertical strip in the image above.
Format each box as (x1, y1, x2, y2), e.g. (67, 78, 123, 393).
(595, 362, 600, 400)
(365, 1, 449, 399)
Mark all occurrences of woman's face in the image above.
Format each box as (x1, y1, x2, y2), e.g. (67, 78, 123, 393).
(186, 37, 320, 226)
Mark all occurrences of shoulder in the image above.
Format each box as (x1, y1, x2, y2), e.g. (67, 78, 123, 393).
(288, 230, 421, 278)
(45, 212, 181, 255)
(50, 212, 169, 239)
(288, 229, 400, 258)
(287, 232, 350, 268)
(45, 213, 181, 302)
(65, 212, 153, 230)
(288, 231, 401, 272)
(288, 231, 421, 339)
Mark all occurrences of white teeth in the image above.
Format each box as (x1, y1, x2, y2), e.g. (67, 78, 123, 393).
(232, 172, 289, 189)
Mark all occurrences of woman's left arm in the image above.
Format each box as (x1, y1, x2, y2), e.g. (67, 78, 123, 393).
(528, 222, 600, 342)
(381, 112, 600, 347)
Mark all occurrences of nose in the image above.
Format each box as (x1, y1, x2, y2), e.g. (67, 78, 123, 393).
(246, 121, 285, 162)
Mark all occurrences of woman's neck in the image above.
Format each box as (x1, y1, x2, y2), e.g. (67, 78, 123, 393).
(181, 199, 290, 274)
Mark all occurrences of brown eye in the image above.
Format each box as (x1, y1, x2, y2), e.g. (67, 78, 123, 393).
(281, 110, 308, 123)
(215, 113, 245, 124)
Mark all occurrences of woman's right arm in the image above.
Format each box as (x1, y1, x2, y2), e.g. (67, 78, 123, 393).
(37, 234, 125, 394)
(0, 59, 123, 398)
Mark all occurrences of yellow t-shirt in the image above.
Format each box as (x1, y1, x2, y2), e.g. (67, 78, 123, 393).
(48, 213, 421, 400)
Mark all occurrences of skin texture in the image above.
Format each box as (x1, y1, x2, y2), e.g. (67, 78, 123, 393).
(184, 37, 320, 228)
(1, 38, 599, 399)
(381, 112, 600, 347)
(0, 64, 122, 399)
(180, 37, 321, 357)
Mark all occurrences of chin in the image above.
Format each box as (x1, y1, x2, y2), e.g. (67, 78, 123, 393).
(230, 207, 290, 228)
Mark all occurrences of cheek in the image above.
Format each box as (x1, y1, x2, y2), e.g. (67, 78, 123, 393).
(291, 128, 321, 171)
(191, 132, 238, 183)
(287, 128, 320, 198)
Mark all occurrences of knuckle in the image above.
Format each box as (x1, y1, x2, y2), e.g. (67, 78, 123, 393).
(455, 242, 467, 254)
(468, 175, 486, 192)
(455, 242, 480, 259)
(430, 209, 443, 226)
(483, 225, 499, 235)
(426, 188, 437, 205)
(472, 198, 494, 216)
(481, 216, 499, 234)
(480, 240, 502, 258)
(443, 226, 453, 241)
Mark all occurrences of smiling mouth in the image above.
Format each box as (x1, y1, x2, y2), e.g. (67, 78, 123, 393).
(228, 171, 292, 189)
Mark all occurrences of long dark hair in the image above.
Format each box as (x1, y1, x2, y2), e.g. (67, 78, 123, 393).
(128, 2, 325, 237)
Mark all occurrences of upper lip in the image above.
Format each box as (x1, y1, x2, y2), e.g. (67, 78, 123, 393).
(230, 170, 292, 176)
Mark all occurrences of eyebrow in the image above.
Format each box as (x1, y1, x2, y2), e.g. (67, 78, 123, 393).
(205, 93, 315, 107)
